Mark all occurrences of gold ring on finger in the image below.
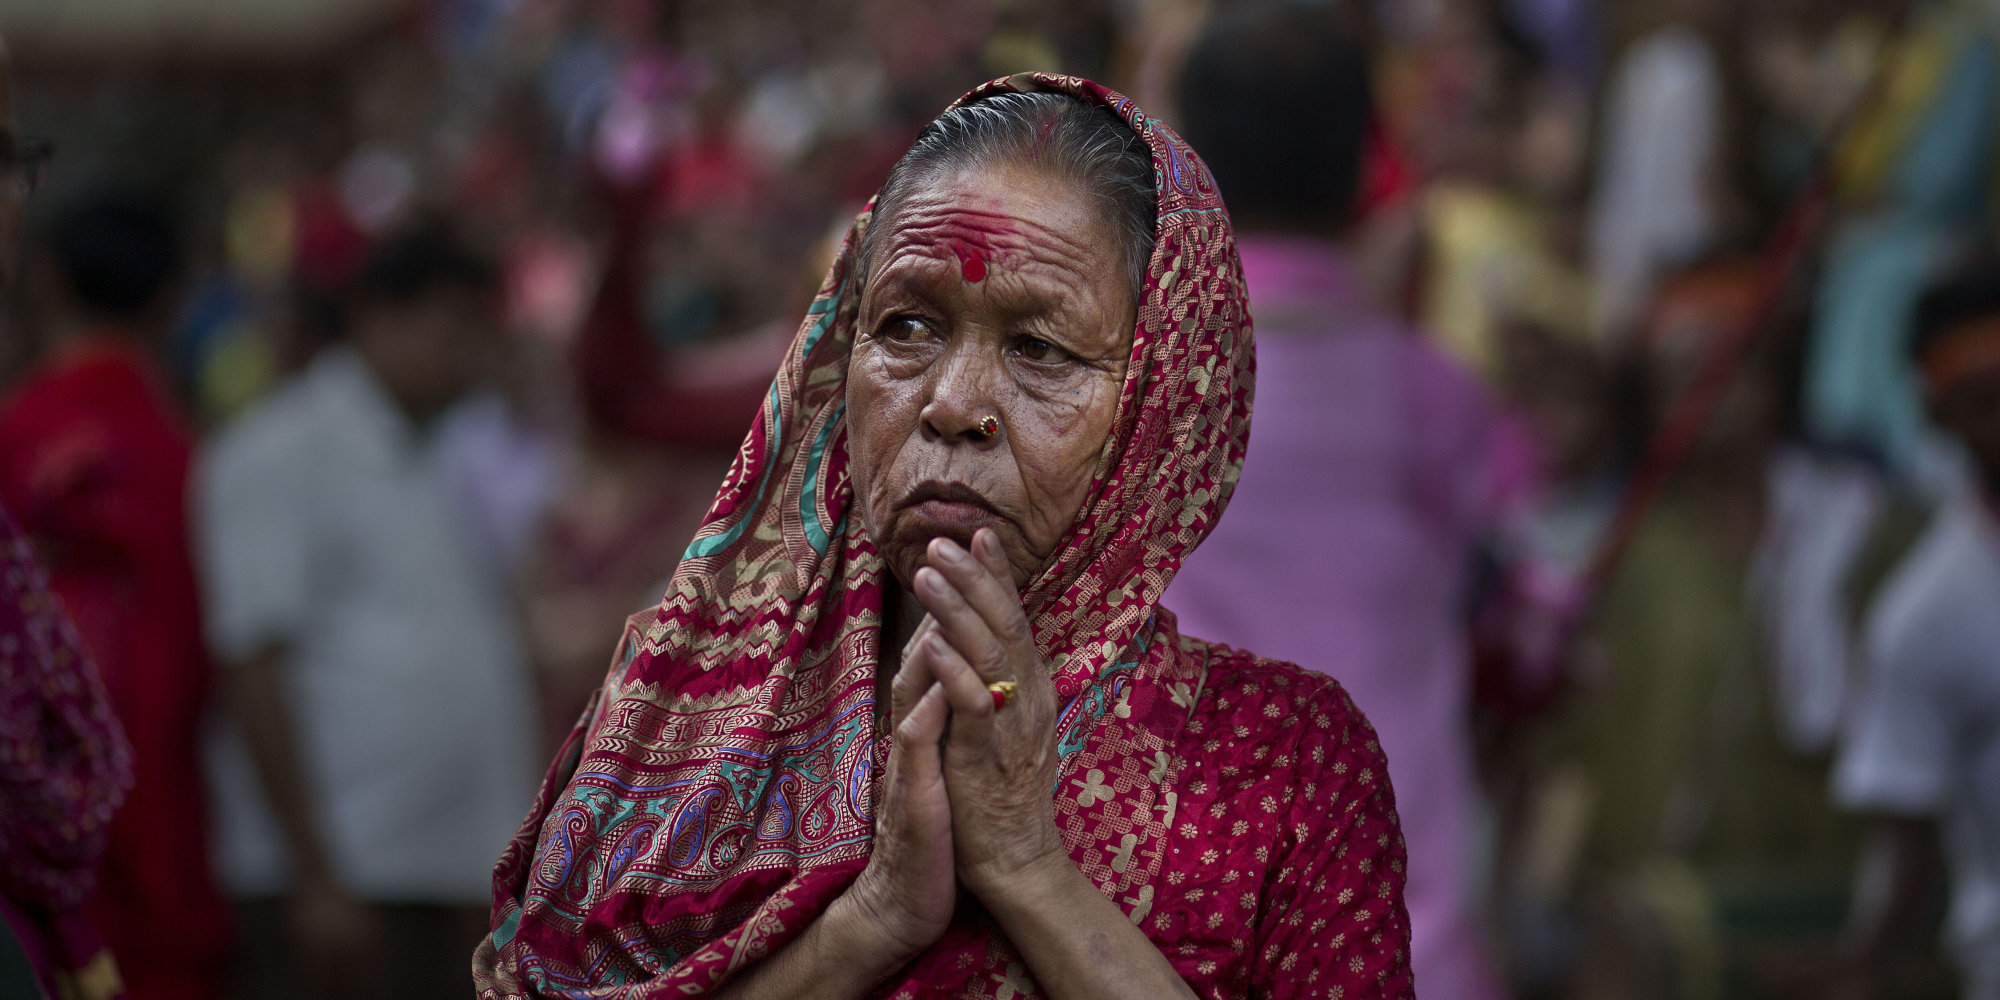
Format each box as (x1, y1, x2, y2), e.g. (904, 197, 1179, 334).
(987, 679, 1018, 710)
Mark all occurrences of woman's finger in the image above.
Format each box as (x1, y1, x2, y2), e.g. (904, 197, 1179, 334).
(970, 528, 1051, 702)
(894, 682, 949, 786)
(923, 632, 999, 747)
(911, 565, 1008, 684)
(971, 529, 1049, 695)
(888, 614, 939, 729)
(884, 683, 946, 824)
(971, 528, 1013, 584)
(898, 613, 938, 663)
(925, 536, 1034, 656)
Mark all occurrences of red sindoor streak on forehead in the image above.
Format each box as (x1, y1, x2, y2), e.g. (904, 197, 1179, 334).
(954, 245, 987, 283)
(900, 210, 1011, 283)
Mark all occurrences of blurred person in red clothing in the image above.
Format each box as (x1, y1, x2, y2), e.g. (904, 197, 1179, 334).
(0, 35, 135, 1000)
(0, 192, 230, 1000)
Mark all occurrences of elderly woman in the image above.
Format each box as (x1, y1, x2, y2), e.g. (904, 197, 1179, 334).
(474, 75, 1413, 1000)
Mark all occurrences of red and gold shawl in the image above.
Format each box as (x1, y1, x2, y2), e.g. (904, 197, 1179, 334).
(475, 74, 1252, 998)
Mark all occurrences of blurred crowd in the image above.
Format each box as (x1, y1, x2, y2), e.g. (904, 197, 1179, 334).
(1, 0, 1999, 998)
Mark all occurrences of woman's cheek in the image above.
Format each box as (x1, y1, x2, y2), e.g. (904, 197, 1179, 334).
(1025, 380, 1122, 541)
(1012, 436, 1102, 558)
(845, 364, 900, 538)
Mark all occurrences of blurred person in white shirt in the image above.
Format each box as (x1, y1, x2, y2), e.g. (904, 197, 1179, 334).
(1832, 255, 2000, 1000)
(195, 225, 536, 1000)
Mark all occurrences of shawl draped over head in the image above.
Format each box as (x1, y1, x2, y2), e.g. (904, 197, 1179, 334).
(476, 73, 1252, 998)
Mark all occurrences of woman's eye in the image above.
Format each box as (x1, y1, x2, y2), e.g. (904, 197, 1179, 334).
(881, 316, 933, 342)
(1017, 336, 1065, 362)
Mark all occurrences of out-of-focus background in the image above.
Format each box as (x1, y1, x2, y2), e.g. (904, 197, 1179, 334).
(1, 0, 1997, 998)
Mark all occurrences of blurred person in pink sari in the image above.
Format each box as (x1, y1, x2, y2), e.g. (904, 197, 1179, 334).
(1165, 8, 1525, 1000)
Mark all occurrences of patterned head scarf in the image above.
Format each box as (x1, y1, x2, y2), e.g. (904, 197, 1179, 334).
(477, 73, 1252, 998)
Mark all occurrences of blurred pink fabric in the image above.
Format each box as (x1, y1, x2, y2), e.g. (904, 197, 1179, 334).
(1166, 234, 1512, 1000)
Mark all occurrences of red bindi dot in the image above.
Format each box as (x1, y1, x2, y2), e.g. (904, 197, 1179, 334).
(960, 254, 986, 283)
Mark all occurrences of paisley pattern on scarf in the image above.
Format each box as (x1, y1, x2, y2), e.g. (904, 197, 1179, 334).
(475, 74, 1412, 999)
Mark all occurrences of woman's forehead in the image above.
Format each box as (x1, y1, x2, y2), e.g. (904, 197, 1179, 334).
(876, 166, 1114, 271)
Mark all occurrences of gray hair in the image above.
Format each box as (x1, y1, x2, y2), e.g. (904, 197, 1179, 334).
(858, 91, 1157, 300)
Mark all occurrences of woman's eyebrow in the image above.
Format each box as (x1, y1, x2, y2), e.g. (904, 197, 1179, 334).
(873, 227, 1102, 326)
(871, 251, 958, 302)
(989, 279, 1072, 321)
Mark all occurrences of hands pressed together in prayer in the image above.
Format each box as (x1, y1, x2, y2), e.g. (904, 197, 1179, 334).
(716, 528, 1195, 1000)
(789, 528, 1194, 1000)
(852, 527, 1066, 954)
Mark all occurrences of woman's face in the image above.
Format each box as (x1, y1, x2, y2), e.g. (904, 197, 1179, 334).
(847, 162, 1138, 592)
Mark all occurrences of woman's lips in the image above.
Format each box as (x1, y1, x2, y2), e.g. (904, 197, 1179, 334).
(908, 499, 1003, 533)
(898, 481, 1006, 543)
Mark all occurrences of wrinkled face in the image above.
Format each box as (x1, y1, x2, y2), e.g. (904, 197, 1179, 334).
(847, 162, 1139, 592)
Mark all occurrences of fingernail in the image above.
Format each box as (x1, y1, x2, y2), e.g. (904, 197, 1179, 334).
(934, 538, 967, 563)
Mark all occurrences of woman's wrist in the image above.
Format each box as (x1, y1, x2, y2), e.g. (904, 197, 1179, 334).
(713, 889, 916, 1000)
(967, 850, 1200, 1000)
(964, 843, 1084, 919)
(828, 873, 937, 974)
(958, 811, 1069, 902)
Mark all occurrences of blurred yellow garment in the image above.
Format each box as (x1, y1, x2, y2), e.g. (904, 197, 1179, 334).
(196, 321, 278, 424)
(224, 186, 295, 290)
(1421, 183, 1591, 378)
(1833, 8, 1959, 207)
(1804, 3, 1997, 478)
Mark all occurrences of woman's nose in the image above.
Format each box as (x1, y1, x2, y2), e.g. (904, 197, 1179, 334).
(918, 342, 1003, 445)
